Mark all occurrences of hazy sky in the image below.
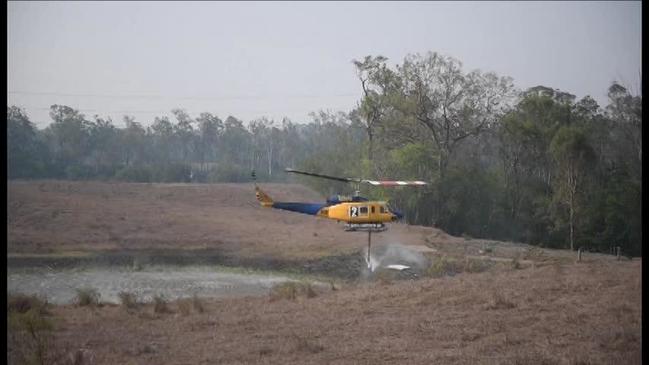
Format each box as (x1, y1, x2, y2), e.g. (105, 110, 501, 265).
(8, 1, 642, 128)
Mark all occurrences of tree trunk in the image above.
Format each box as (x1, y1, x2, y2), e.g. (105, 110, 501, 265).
(268, 143, 273, 176)
(569, 161, 576, 251)
(569, 196, 574, 251)
(367, 128, 373, 161)
(435, 150, 449, 224)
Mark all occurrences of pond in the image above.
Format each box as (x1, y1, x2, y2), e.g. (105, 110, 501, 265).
(7, 265, 294, 305)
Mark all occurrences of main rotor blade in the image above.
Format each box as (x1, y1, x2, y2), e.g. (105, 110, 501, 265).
(361, 180, 428, 186)
(285, 168, 361, 183)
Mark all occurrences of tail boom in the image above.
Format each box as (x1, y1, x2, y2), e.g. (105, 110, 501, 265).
(255, 186, 325, 216)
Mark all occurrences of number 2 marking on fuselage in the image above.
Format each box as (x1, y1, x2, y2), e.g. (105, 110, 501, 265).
(350, 206, 358, 217)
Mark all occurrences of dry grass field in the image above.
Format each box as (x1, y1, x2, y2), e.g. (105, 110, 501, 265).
(7, 180, 450, 260)
(7, 180, 642, 364)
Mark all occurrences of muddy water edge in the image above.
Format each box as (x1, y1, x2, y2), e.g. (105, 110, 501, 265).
(7, 249, 365, 304)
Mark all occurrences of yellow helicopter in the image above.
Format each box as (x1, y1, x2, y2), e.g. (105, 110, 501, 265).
(254, 168, 428, 269)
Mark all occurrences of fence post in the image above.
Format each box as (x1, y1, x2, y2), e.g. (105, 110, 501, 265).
(616, 246, 621, 261)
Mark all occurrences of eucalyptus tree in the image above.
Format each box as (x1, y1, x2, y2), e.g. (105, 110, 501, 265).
(171, 108, 195, 163)
(149, 116, 174, 165)
(46, 104, 92, 173)
(249, 117, 275, 177)
(394, 52, 515, 181)
(380, 52, 514, 225)
(87, 115, 120, 174)
(121, 116, 148, 167)
(352, 55, 396, 162)
(221, 115, 252, 168)
(7, 106, 43, 178)
(605, 82, 642, 181)
(550, 125, 595, 251)
(194, 112, 223, 172)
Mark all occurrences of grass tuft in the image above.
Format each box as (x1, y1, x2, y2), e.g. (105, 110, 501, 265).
(270, 281, 318, 301)
(118, 291, 140, 309)
(153, 294, 170, 314)
(177, 298, 191, 316)
(8, 294, 56, 365)
(486, 290, 517, 310)
(7, 293, 49, 315)
(426, 256, 462, 277)
(292, 333, 324, 354)
(464, 258, 494, 273)
(75, 288, 100, 307)
(192, 294, 205, 313)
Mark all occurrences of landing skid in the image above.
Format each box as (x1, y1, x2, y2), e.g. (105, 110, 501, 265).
(344, 223, 387, 232)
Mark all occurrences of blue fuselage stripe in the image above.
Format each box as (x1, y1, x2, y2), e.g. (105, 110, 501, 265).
(271, 202, 325, 215)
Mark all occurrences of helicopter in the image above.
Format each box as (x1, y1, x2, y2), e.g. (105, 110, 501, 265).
(254, 168, 428, 269)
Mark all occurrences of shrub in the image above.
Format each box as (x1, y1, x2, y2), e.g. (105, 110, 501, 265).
(152, 163, 191, 183)
(118, 291, 139, 309)
(192, 294, 205, 313)
(65, 164, 94, 180)
(464, 258, 494, 273)
(208, 162, 250, 182)
(7, 293, 48, 315)
(426, 256, 462, 277)
(153, 294, 170, 314)
(75, 288, 100, 307)
(8, 301, 55, 365)
(177, 299, 191, 316)
(115, 165, 152, 183)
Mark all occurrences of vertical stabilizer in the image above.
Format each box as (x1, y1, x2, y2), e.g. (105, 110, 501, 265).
(255, 186, 274, 207)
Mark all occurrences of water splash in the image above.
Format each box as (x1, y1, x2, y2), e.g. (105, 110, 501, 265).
(367, 243, 429, 272)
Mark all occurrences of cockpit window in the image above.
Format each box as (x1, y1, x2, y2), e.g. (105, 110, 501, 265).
(380, 206, 386, 214)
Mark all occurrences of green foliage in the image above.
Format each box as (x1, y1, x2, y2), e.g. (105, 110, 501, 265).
(7, 106, 48, 178)
(208, 162, 251, 182)
(64, 164, 95, 180)
(115, 165, 153, 182)
(152, 163, 192, 183)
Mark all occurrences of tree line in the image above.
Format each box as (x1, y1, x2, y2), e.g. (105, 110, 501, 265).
(7, 51, 641, 256)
